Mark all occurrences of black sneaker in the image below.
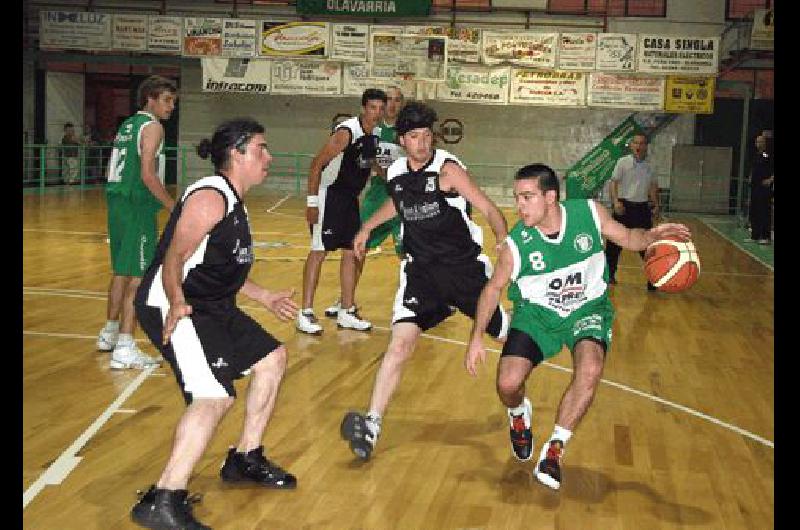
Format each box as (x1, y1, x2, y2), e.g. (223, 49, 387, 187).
(508, 397, 533, 461)
(130, 485, 211, 529)
(219, 446, 297, 489)
(535, 440, 564, 490)
(340, 411, 378, 460)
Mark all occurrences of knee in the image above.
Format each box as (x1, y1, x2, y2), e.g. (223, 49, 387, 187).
(253, 345, 287, 378)
(385, 340, 414, 367)
(496, 372, 523, 399)
(576, 359, 604, 389)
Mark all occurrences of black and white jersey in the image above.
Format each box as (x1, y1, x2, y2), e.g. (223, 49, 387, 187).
(321, 116, 380, 196)
(136, 174, 254, 308)
(387, 149, 483, 265)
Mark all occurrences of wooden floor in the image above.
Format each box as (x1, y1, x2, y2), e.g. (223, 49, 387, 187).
(23, 188, 774, 529)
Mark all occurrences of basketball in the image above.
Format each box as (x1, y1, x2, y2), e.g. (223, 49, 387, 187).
(643, 237, 701, 293)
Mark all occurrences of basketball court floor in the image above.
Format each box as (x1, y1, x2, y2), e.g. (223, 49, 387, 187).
(23, 188, 774, 529)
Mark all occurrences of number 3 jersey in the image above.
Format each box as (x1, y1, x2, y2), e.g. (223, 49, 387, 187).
(505, 199, 610, 327)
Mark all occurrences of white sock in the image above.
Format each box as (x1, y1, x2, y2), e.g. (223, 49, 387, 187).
(365, 411, 382, 434)
(117, 333, 134, 347)
(104, 320, 119, 333)
(551, 425, 572, 445)
(508, 399, 528, 417)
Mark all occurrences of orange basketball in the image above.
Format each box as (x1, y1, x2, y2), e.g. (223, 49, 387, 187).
(643, 237, 700, 293)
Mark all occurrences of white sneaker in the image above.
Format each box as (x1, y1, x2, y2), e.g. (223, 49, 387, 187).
(96, 329, 118, 351)
(337, 306, 371, 331)
(110, 343, 161, 370)
(297, 309, 323, 335)
(324, 299, 341, 318)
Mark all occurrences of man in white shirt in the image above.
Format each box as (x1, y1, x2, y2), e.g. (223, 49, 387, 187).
(605, 133, 660, 290)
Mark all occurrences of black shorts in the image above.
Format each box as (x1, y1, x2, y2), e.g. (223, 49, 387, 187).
(310, 185, 360, 251)
(136, 301, 281, 405)
(391, 255, 508, 338)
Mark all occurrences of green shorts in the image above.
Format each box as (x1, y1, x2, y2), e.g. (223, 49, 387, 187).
(107, 193, 159, 277)
(509, 300, 615, 360)
(361, 175, 402, 254)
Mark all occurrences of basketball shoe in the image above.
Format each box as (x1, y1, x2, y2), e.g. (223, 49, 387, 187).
(130, 485, 210, 530)
(337, 306, 371, 331)
(508, 397, 533, 461)
(219, 446, 297, 489)
(110, 343, 161, 370)
(324, 299, 341, 318)
(535, 439, 565, 490)
(340, 411, 380, 460)
(96, 328, 118, 352)
(296, 309, 323, 335)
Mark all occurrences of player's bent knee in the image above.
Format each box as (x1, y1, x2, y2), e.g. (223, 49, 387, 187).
(496, 373, 524, 399)
(253, 346, 288, 376)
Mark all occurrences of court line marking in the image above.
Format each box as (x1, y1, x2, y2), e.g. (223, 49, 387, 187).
(266, 193, 292, 213)
(697, 219, 774, 272)
(23, 365, 156, 509)
(21, 288, 774, 450)
(369, 325, 774, 450)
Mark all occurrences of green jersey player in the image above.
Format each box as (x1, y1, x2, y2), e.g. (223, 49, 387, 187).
(465, 163, 691, 491)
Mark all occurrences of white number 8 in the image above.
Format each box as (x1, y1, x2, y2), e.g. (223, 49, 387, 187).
(528, 251, 546, 271)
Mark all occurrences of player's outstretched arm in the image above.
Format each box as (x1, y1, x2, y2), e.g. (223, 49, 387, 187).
(240, 281, 299, 322)
(465, 242, 513, 377)
(595, 200, 691, 251)
(354, 198, 397, 260)
(441, 161, 508, 246)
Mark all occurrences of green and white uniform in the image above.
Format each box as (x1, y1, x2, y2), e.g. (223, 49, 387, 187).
(361, 121, 403, 253)
(105, 111, 165, 277)
(505, 199, 614, 359)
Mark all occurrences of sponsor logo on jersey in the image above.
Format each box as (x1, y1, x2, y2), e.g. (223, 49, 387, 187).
(394, 184, 403, 192)
(425, 176, 436, 192)
(546, 271, 587, 311)
(574, 233, 593, 253)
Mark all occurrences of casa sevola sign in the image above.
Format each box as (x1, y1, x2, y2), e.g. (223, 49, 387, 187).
(297, 0, 432, 17)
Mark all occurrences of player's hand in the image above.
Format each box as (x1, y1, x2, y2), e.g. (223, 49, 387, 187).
(163, 300, 192, 345)
(353, 229, 369, 260)
(651, 223, 691, 242)
(306, 206, 319, 225)
(464, 336, 487, 377)
(262, 289, 298, 321)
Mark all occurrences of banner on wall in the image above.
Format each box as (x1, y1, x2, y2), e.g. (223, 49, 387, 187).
(270, 61, 341, 96)
(437, 65, 510, 104)
(510, 69, 586, 106)
(112, 15, 147, 51)
(637, 35, 719, 75)
(587, 73, 665, 110)
(557, 33, 597, 71)
(40, 10, 112, 50)
(222, 19, 257, 57)
(331, 23, 370, 62)
(297, 0, 432, 17)
(482, 32, 557, 68)
(183, 17, 223, 57)
(750, 9, 774, 51)
(664, 76, 715, 114)
(596, 33, 637, 72)
(341, 63, 415, 96)
(201, 58, 271, 93)
(148, 16, 182, 54)
(261, 22, 329, 57)
(565, 115, 644, 199)
(447, 27, 482, 64)
(370, 33, 447, 81)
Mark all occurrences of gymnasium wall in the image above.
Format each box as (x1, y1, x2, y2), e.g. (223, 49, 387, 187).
(177, 61, 694, 192)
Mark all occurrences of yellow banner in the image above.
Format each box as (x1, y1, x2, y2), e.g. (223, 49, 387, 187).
(665, 76, 715, 114)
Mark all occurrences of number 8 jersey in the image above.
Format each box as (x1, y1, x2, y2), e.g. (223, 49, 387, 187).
(505, 199, 610, 327)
